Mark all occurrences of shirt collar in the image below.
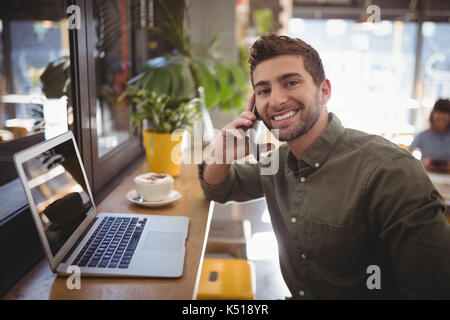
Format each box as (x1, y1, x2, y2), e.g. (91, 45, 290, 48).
(286, 112, 345, 173)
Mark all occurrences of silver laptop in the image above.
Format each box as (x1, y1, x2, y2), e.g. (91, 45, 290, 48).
(14, 131, 189, 278)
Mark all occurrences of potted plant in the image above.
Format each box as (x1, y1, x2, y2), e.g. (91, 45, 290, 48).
(125, 0, 248, 146)
(120, 0, 248, 175)
(120, 89, 200, 177)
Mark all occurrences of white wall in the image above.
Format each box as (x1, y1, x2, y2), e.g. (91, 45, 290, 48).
(185, 0, 239, 130)
(185, 0, 237, 62)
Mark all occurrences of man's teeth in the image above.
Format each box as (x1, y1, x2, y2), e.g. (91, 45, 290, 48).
(274, 111, 296, 121)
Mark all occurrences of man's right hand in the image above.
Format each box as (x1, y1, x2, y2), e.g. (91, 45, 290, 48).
(210, 94, 257, 164)
(203, 94, 274, 185)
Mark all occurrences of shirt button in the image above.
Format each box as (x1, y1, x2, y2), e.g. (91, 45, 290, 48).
(314, 162, 320, 168)
(301, 253, 307, 260)
(299, 290, 305, 297)
(300, 177, 306, 182)
(291, 217, 297, 223)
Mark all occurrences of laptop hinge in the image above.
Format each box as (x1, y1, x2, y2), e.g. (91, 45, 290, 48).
(61, 217, 98, 264)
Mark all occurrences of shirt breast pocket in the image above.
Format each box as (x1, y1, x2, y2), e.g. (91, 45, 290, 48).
(306, 219, 369, 279)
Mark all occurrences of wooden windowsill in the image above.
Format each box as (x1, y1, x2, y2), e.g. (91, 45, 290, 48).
(3, 160, 214, 300)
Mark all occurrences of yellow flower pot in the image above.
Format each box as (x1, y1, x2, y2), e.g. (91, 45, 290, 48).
(143, 130, 184, 177)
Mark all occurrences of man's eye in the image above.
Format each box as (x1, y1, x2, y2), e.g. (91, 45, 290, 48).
(258, 89, 270, 95)
(287, 80, 299, 87)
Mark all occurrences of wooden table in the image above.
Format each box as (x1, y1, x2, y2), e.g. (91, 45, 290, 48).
(3, 161, 214, 300)
(428, 172, 450, 199)
(427, 172, 450, 223)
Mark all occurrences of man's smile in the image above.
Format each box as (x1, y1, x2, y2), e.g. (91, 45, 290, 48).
(273, 110, 297, 121)
(269, 105, 303, 128)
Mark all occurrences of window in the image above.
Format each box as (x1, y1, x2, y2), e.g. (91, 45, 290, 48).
(1, 0, 183, 212)
(93, 0, 132, 158)
(287, 17, 450, 146)
(289, 19, 418, 146)
(0, 0, 182, 296)
(0, 0, 75, 296)
(83, 0, 143, 194)
(83, 0, 183, 194)
(0, 0, 182, 220)
(0, 1, 73, 219)
(419, 22, 450, 127)
(6, 19, 71, 136)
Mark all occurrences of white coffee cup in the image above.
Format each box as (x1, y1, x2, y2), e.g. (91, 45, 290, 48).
(134, 173, 174, 202)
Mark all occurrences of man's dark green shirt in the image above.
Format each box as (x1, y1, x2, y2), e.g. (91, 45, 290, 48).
(198, 113, 450, 299)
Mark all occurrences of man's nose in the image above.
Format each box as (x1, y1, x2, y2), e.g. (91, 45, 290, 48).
(269, 87, 288, 108)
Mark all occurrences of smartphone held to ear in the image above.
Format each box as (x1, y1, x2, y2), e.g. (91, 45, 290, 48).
(248, 104, 262, 161)
(251, 104, 260, 121)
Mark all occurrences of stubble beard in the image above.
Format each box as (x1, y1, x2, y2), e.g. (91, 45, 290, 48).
(264, 92, 322, 142)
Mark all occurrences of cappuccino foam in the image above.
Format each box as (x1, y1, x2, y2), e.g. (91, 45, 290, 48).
(135, 173, 172, 185)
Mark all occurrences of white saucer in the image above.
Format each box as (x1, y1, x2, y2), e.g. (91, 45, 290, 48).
(126, 189, 181, 207)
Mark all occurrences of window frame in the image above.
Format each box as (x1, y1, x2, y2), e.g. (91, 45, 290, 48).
(0, 0, 145, 295)
(82, 0, 143, 196)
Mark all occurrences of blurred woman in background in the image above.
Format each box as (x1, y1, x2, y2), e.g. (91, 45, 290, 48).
(409, 98, 450, 172)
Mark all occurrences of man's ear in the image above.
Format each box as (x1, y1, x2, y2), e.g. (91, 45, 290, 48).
(319, 79, 331, 106)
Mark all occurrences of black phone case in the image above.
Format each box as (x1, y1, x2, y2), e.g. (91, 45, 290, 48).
(250, 104, 261, 161)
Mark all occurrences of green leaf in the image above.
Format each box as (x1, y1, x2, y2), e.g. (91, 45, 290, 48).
(230, 64, 246, 89)
(167, 63, 183, 97)
(233, 93, 243, 109)
(141, 68, 156, 89)
(123, 0, 248, 115)
(152, 68, 171, 94)
(193, 60, 221, 108)
(126, 90, 201, 134)
(216, 63, 234, 102)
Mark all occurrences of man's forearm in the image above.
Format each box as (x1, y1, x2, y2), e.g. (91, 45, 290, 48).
(203, 163, 232, 185)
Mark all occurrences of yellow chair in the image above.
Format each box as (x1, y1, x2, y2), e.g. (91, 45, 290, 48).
(197, 258, 255, 300)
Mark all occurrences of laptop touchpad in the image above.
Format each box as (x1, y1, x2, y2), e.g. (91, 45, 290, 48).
(143, 231, 183, 252)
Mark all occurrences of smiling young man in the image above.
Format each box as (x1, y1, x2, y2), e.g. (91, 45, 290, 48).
(198, 34, 450, 299)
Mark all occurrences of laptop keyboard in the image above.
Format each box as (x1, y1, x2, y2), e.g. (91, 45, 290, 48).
(72, 216, 147, 269)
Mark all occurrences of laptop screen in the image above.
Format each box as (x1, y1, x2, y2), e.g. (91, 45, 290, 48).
(21, 138, 94, 256)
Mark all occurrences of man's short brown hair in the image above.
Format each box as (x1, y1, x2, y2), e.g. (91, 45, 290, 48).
(248, 33, 325, 87)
